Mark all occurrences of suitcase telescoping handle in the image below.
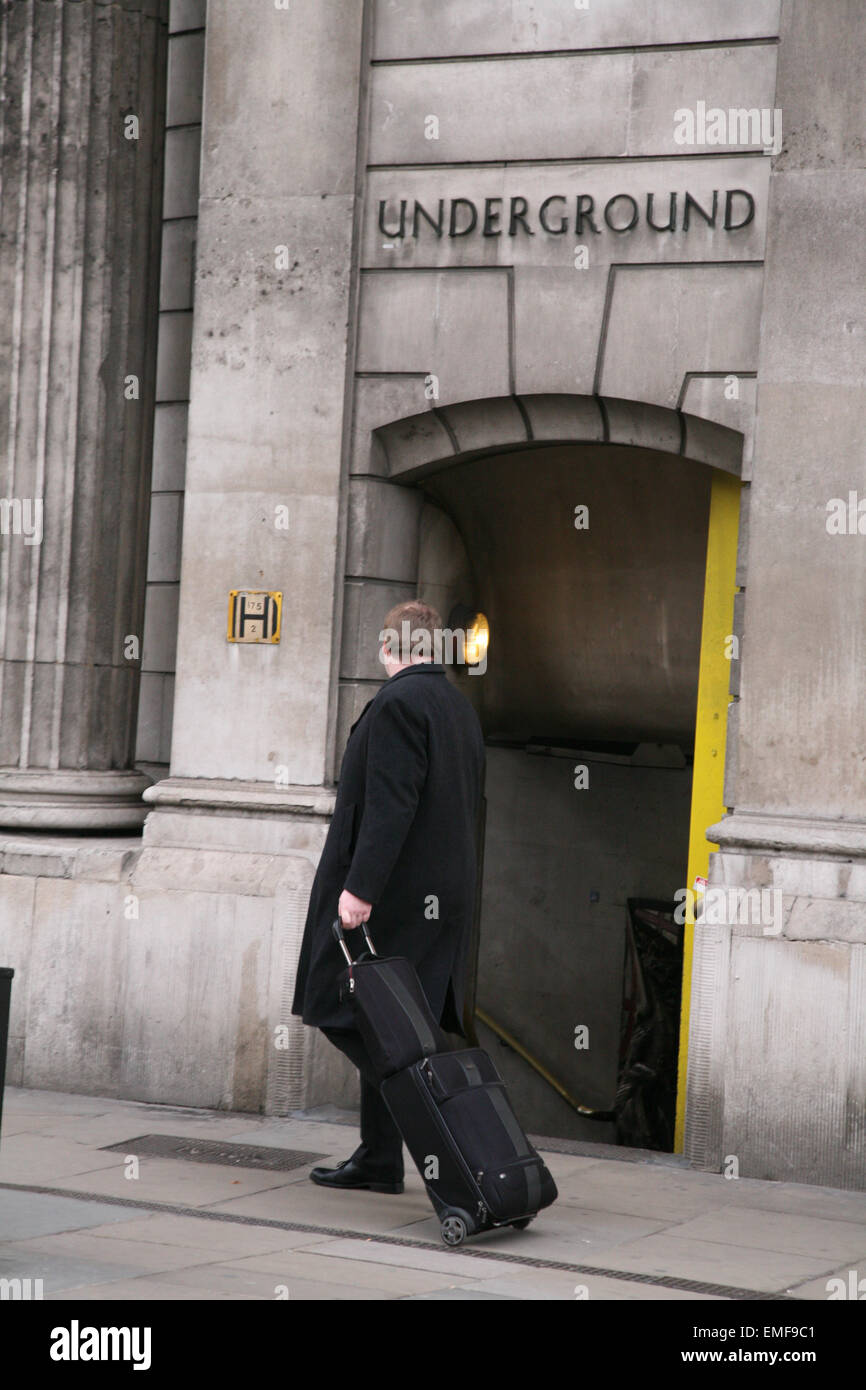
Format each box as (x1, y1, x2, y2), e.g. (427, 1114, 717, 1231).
(331, 916, 378, 966)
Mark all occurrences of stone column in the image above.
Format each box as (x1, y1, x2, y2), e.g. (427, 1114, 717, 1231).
(144, 0, 366, 822)
(134, 1, 368, 1118)
(685, 0, 866, 1186)
(0, 0, 168, 828)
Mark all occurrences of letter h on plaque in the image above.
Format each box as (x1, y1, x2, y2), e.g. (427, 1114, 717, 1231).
(227, 590, 282, 643)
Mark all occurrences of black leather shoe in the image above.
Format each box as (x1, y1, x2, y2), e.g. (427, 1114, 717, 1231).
(309, 1155, 404, 1194)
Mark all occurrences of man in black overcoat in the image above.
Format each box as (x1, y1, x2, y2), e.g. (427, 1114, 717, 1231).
(291, 599, 486, 1193)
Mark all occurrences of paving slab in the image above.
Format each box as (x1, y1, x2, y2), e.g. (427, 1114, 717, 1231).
(3, 1090, 119, 1118)
(289, 1106, 360, 1125)
(73, 1213, 321, 1256)
(23, 1112, 328, 1150)
(44, 1158, 301, 1208)
(3, 1100, 328, 1149)
(212, 1246, 479, 1296)
(549, 1164, 756, 1222)
(432, 1269, 725, 1300)
(2, 1228, 240, 1276)
(523, 1153, 610, 1182)
(405, 1288, 514, 1299)
(0, 1247, 149, 1296)
(732, 1182, 866, 1224)
(666, 1207, 866, 1263)
(0, 1189, 142, 1241)
(389, 1204, 669, 1257)
(786, 1259, 866, 1301)
(217, 1120, 365, 1151)
(44, 1276, 252, 1302)
(0, 1115, 80, 1136)
(0, 1133, 133, 1186)
(202, 1182, 435, 1234)
(583, 1232, 833, 1292)
(63, 1262, 396, 1301)
(295, 1235, 543, 1281)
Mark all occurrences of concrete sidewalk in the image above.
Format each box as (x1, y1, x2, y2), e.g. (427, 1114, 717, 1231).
(0, 1086, 864, 1301)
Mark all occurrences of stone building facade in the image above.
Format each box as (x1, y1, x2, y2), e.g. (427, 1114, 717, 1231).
(0, 1, 863, 1187)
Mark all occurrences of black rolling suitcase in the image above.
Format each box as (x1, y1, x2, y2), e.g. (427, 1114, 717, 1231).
(382, 1048, 558, 1246)
(332, 920, 558, 1246)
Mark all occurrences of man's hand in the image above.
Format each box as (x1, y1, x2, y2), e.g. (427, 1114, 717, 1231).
(339, 888, 372, 929)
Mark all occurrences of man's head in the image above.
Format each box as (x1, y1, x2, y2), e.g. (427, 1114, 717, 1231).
(379, 600, 443, 678)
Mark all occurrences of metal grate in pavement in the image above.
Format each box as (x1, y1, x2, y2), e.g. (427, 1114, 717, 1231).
(100, 1134, 328, 1172)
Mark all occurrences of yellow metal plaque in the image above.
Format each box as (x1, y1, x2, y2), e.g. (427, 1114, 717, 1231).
(227, 590, 282, 643)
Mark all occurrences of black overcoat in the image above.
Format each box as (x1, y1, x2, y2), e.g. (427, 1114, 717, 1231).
(291, 662, 486, 1032)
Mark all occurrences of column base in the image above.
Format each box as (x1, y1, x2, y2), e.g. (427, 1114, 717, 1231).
(685, 809, 866, 1189)
(141, 776, 336, 853)
(0, 769, 153, 831)
(0, 801, 353, 1116)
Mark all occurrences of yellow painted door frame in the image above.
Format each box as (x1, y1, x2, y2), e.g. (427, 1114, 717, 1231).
(673, 469, 741, 1152)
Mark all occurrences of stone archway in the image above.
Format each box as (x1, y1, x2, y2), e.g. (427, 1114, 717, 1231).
(373, 393, 742, 482)
(336, 392, 743, 762)
(338, 393, 744, 1141)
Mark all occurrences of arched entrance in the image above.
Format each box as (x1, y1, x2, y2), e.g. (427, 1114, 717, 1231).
(346, 394, 741, 1147)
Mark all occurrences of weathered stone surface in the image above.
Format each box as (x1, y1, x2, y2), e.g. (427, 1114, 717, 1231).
(605, 398, 682, 456)
(599, 264, 765, 408)
(438, 397, 529, 457)
(345, 479, 424, 583)
(167, 190, 357, 783)
(368, 46, 777, 164)
(0, 0, 168, 827)
(0, 835, 327, 1114)
(721, 936, 866, 1187)
(522, 395, 605, 444)
(356, 270, 512, 404)
(372, 0, 781, 59)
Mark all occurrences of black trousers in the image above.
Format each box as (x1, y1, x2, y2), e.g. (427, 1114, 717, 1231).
(320, 1026, 404, 1178)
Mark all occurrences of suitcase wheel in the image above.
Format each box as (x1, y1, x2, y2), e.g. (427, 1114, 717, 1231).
(440, 1211, 472, 1247)
(510, 1217, 533, 1230)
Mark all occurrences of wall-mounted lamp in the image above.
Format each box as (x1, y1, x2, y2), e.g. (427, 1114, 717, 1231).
(448, 604, 490, 669)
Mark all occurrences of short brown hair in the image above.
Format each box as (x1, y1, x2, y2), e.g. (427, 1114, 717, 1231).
(380, 600, 443, 662)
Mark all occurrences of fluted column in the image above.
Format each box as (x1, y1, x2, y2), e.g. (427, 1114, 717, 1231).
(0, 0, 168, 827)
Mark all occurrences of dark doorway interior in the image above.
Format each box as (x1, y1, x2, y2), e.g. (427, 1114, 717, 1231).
(415, 442, 711, 1143)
